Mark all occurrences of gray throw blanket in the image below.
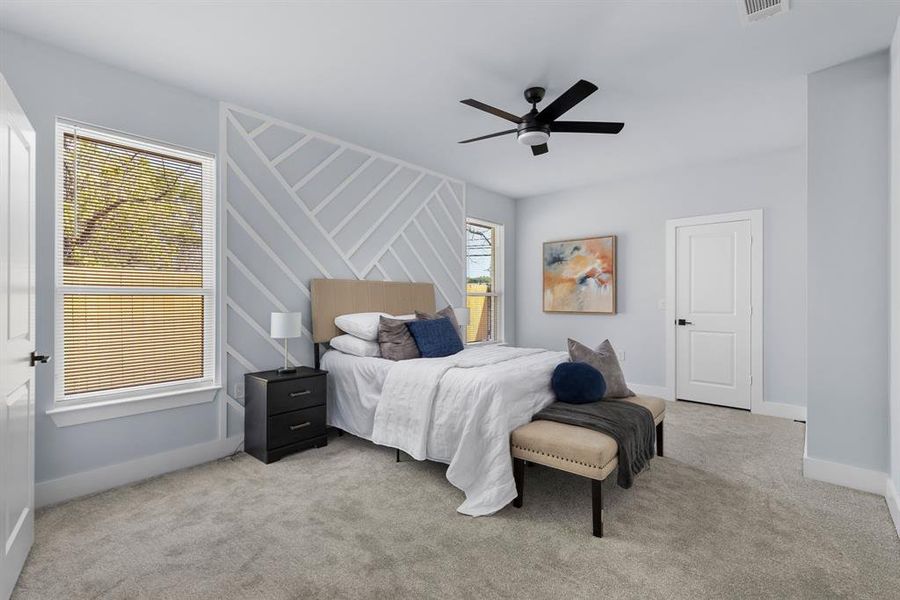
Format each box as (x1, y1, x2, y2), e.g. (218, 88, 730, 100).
(533, 400, 655, 488)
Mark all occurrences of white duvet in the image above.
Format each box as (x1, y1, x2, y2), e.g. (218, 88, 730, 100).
(370, 345, 567, 516)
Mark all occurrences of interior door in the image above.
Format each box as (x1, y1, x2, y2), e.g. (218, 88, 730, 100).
(675, 219, 751, 409)
(0, 73, 37, 600)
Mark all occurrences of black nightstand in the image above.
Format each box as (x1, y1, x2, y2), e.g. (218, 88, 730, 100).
(244, 367, 328, 464)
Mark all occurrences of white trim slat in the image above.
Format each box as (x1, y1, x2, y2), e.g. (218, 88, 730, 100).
(312, 155, 377, 215)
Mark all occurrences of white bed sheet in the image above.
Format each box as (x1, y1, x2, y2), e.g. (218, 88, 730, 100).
(323, 345, 568, 516)
(322, 349, 393, 439)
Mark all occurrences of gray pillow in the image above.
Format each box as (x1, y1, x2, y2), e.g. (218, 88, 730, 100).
(378, 316, 420, 361)
(415, 306, 462, 342)
(567, 338, 635, 399)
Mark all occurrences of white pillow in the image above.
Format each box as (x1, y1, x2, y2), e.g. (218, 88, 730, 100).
(330, 334, 381, 358)
(334, 312, 389, 341)
(392, 313, 416, 320)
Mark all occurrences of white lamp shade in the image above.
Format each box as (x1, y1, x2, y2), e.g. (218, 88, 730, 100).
(453, 306, 470, 327)
(270, 312, 303, 339)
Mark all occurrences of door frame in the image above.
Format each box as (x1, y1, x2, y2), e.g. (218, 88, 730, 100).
(665, 210, 763, 413)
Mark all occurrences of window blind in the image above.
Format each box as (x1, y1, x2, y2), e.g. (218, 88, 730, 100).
(55, 121, 216, 400)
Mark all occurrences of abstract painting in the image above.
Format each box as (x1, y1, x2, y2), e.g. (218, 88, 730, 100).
(543, 235, 617, 314)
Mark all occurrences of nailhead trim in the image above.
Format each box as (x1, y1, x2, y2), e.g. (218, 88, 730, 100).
(510, 444, 608, 470)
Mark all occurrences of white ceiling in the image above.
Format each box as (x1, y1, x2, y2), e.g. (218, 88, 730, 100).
(1, 1, 898, 198)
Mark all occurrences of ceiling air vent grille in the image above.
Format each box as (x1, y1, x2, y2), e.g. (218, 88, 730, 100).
(740, 0, 789, 23)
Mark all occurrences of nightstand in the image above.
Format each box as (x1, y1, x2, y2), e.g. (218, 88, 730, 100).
(244, 367, 328, 464)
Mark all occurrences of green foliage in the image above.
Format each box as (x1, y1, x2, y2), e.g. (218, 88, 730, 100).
(62, 135, 203, 281)
(467, 276, 492, 285)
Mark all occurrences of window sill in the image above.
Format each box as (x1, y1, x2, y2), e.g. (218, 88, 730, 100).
(46, 384, 221, 428)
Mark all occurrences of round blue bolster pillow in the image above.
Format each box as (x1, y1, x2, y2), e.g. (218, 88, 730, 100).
(551, 362, 607, 404)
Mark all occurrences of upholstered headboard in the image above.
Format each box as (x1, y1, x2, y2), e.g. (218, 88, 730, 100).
(310, 279, 436, 344)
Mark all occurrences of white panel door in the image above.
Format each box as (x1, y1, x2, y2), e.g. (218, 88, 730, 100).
(0, 73, 37, 600)
(675, 220, 751, 409)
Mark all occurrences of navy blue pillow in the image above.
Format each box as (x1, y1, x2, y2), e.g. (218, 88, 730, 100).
(551, 362, 607, 404)
(406, 317, 464, 358)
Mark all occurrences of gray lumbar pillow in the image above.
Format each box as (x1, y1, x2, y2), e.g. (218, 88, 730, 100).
(567, 338, 635, 399)
(378, 316, 420, 361)
(415, 306, 462, 343)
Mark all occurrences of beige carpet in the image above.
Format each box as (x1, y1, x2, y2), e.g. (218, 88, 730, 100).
(12, 401, 900, 600)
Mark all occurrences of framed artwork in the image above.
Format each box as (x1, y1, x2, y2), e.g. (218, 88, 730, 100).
(543, 235, 617, 314)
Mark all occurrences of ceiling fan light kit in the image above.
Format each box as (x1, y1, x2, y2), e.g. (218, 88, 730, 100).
(459, 79, 624, 156)
(517, 127, 550, 147)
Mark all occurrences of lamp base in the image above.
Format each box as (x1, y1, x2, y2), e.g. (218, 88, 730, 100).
(277, 367, 297, 375)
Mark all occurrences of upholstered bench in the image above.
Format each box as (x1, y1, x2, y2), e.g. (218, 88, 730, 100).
(510, 395, 666, 537)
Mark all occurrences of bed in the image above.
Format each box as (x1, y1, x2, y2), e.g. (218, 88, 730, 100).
(311, 279, 567, 516)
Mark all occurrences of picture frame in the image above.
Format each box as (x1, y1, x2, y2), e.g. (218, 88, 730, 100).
(542, 235, 617, 314)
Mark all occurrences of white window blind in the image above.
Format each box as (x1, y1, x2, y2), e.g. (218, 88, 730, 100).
(55, 121, 216, 402)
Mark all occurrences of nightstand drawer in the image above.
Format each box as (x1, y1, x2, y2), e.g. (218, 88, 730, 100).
(268, 406, 326, 449)
(267, 377, 326, 415)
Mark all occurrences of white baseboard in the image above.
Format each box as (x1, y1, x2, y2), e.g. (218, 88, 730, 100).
(802, 435, 887, 495)
(886, 479, 900, 539)
(627, 383, 671, 399)
(754, 401, 806, 422)
(36, 435, 244, 508)
(634, 383, 805, 422)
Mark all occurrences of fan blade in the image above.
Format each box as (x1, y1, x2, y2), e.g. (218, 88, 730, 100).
(537, 80, 598, 123)
(531, 143, 549, 156)
(458, 129, 517, 144)
(460, 99, 522, 124)
(551, 121, 624, 134)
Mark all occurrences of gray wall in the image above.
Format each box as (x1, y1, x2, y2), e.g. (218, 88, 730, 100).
(466, 185, 517, 345)
(890, 22, 900, 493)
(0, 29, 223, 483)
(515, 147, 807, 406)
(807, 51, 891, 473)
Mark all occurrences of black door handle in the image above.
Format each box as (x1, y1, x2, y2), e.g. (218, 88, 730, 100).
(676, 319, 693, 326)
(30, 352, 51, 366)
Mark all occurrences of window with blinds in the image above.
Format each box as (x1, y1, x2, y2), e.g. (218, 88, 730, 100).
(55, 121, 216, 402)
(465, 218, 502, 344)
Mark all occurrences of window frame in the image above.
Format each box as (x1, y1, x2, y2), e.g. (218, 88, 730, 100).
(51, 119, 218, 414)
(465, 217, 504, 345)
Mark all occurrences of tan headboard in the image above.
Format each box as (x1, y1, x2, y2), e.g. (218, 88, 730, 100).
(310, 279, 436, 343)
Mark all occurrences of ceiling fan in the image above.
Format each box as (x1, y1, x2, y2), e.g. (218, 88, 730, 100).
(458, 79, 623, 156)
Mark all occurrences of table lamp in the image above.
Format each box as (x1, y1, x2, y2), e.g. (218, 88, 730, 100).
(270, 312, 302, 374)
(453, 306, 470, 343)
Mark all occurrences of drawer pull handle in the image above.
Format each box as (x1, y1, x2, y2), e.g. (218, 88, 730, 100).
(289, 422, 311, 431)
(290, 390, 312, 398)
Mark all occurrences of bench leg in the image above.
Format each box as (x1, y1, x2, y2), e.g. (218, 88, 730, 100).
(592, 478, 603, 538)
(513, 458, 525, 508)
(656, 421, 664, 457)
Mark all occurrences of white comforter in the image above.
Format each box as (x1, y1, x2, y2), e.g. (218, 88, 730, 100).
(371, 345, 567, 516)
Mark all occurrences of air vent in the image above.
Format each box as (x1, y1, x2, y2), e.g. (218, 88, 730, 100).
(739, 0, 789, 23)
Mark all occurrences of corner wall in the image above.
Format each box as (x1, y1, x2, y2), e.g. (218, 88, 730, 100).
(806, 51, 891, 479)
(0, 29, 228, 493)
(889, 19, 900, 535)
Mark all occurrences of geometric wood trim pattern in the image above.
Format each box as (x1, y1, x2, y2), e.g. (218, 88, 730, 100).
(220, 103, 466, 430)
